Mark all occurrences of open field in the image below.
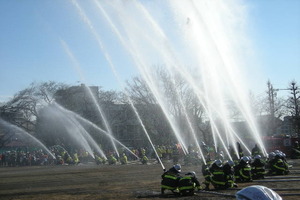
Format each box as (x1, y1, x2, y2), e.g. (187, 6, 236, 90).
(1, 159, 300, 200)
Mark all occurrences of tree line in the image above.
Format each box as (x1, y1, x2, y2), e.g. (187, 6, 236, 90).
(0, 69, 299, 150)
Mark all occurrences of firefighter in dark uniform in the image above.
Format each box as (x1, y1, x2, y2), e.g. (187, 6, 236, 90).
(210, 159, 227, 189)
(161, 164, 182, 195)
(201, 158, 212, 190)
(268, 152, 289, 175)
(223, 160, 237, 188)
(251, 144, 262, 157)
(234, 156, 252, 182)
(251, 155, 266, 179)
(178, 171, 201, 196)
(237, 142, 244, 158)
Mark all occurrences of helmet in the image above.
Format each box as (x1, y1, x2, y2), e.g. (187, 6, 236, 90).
(254, 155, 262, 160)
(274, 150, 281, 154)
(215, 159, 223, 167)
(241, 156, 250, 163)
(174, 164, 181, 172)
(227, 160, 235, 167)
(275, 152, 281, 158)
(247, 156, 252, 162)
(236, 185, 282, 200)
(268, 152, 276, 160)
(186, 171, 196, 177)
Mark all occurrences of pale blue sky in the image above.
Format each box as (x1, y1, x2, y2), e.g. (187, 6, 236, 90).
(0, 0, 299, 102)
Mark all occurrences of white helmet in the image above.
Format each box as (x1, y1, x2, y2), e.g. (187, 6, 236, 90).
(254, 155, 262, 160)
(215, 159, 223, 167)
(174, 164, 181, 172)
(274, 150, 280, 154)
(268, 152, 276, 160)
(241, 156, 250, 163)
(186, 171, 196, 177)
(236, 185, 282, 200)
(227, 160, 235, 167)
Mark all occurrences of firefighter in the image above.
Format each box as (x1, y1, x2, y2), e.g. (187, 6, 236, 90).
(210, 159, 227, 189)
(237, 142, 244, 158)
(108, 154, 117, 165)
(291, 144, 300, 159)
(156, 146, 163, 163)
(268, 152, 289, 175)
(95, 154, 104, 165)
(267, 152, 276, 168)
(251, 144, 262, 157)
(178, 171, 201, 196)
(234, 156, 252, 182)
(161, 164, 182, 195)
(251, 155, 266, 179)
(172, 145, 180, 164)
(223, 160, 237, 188)
(141, 153, 148, 164)
(120, 153, 128, 165)
(201, 158, 212, 190)
(73, 153, 79, 164)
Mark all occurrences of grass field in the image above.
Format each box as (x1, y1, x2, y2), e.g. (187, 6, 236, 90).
(1, 159, 300, 200)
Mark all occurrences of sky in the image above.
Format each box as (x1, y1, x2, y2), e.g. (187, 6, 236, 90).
(0, 0, 299, 103)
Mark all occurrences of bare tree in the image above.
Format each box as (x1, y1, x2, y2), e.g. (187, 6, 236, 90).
(125, 77, 156, 105)
(286, 81, 300, 135)
(125, 67, 207, 145)
(257, 81, 285, 135)
(0, 81, 67, 133)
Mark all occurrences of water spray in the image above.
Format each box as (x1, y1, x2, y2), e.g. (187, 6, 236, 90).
(53, 102, 140, 160)
(0, 118, 56, 159)
(60, 39, 119, 157)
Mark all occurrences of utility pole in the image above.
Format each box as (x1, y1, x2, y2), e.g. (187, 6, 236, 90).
(267, 81, 276, 135)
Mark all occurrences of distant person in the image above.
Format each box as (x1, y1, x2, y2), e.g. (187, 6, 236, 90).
(108, 154, 117, 165)
(141, 154, 148, 164)
(251, 144, 262, 157)
(120, 153, 128, 165)
(291, 141, 300, 159)
(237, 142, 244, 159)
(161, 164, 182, 195)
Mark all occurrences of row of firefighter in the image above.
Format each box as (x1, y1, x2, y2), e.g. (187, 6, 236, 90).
(160, 149, 289, 196)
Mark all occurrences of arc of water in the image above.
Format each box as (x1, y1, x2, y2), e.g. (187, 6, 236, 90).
(70, 0, 166, 166)
(46, 103, 100, 159)
(54, 102, 140, 160)
(77, 2, 187, 155)
(94, 1, 190, 154)
(71, 0, 266, 160)
(60, 39, 119, 157)
(64, 110, 107, 159)
(94, 0, 233, 161)
(0, 118, 56, 159)
(188, 1, 267, 156)
(119, 0, 238, 161)
(83, 0, 167, 170)
(166, 1, 264, 158)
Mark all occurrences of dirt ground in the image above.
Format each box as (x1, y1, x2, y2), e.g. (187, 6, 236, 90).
(1, 159, 300, 200)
